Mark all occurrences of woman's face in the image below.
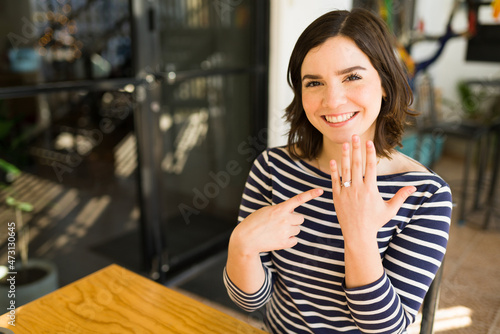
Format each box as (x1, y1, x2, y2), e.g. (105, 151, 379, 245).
(301, 36, 385, 147)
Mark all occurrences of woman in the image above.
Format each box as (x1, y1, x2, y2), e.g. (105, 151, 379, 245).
(224, 8, 452, 334)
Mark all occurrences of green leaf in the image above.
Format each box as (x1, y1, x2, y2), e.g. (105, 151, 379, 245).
(0, 159, 21, 175)
(18, 202, 33, 212)
(6, 196, 16, 206)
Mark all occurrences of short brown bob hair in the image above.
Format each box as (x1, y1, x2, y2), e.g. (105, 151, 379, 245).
(285, 8, 413, 160)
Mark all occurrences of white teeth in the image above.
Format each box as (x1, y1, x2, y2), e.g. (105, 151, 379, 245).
(324, 112, 356, 124)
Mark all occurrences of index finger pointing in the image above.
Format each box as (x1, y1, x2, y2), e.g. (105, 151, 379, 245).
(281, 188, 324, 212)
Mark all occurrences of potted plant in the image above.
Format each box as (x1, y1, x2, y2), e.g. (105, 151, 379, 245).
(457, 80, 500, 124)
(0, 159, 59, 308)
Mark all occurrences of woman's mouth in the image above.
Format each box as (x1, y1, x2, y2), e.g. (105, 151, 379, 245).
(323, 112, 358, 124)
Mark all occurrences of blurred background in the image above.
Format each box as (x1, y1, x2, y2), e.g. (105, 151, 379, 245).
(0, 0, 499, 333)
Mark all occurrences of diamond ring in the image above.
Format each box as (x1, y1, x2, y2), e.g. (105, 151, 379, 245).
(342, 180, 352, 188)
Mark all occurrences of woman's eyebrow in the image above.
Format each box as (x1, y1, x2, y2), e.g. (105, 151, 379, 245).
(302, 66, 367, 82)
(301, 74, 321, 81)
(335, 66, 366, 75)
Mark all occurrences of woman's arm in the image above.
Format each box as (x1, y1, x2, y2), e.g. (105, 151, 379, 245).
(331, 136, 417, 289)
(224, 151, 323, 310)
(226, 187, 323, 292)
(343, 184, 451, 333)
(330, 135, 451, 333)
(226, 228, 268, 294)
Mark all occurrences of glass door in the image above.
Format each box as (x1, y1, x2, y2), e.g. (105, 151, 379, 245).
(133, 0, 269, 281)
(0, 0, 141, 285)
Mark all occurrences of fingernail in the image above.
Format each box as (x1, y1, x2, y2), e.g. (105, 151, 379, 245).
(406, 186, 417, 196)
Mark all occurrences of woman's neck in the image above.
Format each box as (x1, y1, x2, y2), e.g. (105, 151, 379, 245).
(314, 139, 386, 177)
(308, 140, 429, 177)
(315, 142, 361, 177)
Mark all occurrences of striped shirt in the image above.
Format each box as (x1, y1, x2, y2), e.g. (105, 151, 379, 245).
(224, 147, 452, 334)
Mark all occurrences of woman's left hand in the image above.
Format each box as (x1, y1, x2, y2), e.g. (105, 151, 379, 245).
(330, 134, 416, 241)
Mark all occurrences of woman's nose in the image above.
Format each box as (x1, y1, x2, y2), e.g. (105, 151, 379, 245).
(322, 84, 347, 109)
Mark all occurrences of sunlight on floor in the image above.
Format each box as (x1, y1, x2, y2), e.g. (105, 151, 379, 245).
(36, 195, 111, 257)
(0, 173, 65, 264)
(408, 306, 473, 333)
(114, 132, 137, 178)
(161, 108, 209, 174)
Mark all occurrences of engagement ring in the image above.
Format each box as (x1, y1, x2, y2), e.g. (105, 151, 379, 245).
(342, 180, 352, 188)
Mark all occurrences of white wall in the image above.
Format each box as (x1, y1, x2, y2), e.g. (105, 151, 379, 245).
(411, 0, 500, 106)
(268, 0, 353, 147)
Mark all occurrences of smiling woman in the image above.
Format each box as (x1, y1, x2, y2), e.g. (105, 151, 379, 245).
(285, 12, 414, 167)
(224, 8, 452, 334)
(300, 36, 384, 151)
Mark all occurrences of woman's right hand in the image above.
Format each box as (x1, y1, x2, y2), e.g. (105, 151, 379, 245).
(229, 188, 324, 257)
(226, 187, 323, 294)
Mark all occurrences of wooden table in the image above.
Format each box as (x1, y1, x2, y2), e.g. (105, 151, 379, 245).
(0, 264, 267, 333)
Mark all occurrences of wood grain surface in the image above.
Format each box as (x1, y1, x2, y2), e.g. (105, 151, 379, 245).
(0, 264, 267, 333)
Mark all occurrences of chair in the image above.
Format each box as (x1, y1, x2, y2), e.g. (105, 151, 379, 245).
(482, 122, 500, 229)
(411, 73, 491, 225)
(419, 262, 445, 334)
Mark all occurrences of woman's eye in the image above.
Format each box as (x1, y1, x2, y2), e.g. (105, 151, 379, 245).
(344, 73, 362, 82)
(305, 81, 321, 87)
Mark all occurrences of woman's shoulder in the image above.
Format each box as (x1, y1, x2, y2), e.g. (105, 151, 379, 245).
(251, 146, 293, 169)
(257, 146, 316, 176)
(388, 151, 430, 174)
(261, 146, 293, 161)
(383, 152, 450, 191)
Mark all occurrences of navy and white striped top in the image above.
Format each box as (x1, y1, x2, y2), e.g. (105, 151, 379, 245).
(224, 147, 452, 334)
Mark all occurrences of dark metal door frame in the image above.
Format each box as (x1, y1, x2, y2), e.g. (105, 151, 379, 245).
(129, 0, 166, 280)
(130, 0, 269, 282)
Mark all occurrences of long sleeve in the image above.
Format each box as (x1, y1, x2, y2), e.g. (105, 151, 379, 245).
(223, 264, 273, 312)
